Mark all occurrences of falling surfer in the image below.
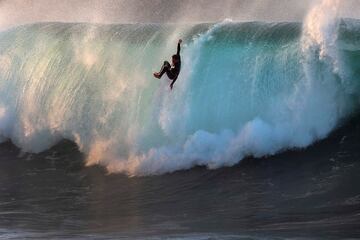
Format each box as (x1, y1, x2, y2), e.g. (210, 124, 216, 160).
(153, 39, 182, 90)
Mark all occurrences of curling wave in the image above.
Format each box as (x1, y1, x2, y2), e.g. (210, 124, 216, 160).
(0, 3, 359, 175)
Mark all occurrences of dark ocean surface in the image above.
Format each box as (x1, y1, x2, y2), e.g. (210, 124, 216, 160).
(0, 115, 359, 239)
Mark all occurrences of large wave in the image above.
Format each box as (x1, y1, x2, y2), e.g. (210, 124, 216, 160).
(0, 1, 359, 176)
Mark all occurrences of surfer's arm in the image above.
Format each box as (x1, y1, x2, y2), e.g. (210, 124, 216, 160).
(176, 39, 182, 56)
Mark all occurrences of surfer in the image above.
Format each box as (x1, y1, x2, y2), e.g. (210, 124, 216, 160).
(153, 39, 182, 90)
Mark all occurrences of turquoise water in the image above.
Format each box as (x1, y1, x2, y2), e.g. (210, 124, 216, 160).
(0, 19, 359, 175)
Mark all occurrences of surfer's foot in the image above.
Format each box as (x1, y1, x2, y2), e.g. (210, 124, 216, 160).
(153, 72, 161, 79)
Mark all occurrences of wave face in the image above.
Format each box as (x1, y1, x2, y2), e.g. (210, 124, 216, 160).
(0, 13, 359, 175)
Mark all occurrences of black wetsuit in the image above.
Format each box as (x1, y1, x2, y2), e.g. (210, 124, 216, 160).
(157, 42, 181, 82)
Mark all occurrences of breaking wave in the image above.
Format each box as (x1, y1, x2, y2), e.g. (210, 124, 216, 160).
(0, 1, 359, 175)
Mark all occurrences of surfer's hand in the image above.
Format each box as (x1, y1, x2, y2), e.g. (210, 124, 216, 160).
(178, 39, 182, 44)
(170, 83, 174, 90)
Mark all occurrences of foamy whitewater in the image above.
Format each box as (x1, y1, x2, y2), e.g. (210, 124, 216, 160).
(0, 0, 359, 176)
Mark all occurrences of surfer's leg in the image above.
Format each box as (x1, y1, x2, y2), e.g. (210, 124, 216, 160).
(154, 61, 171, 79)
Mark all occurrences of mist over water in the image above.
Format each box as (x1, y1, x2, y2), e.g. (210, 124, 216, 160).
(0, 0, 360, 29)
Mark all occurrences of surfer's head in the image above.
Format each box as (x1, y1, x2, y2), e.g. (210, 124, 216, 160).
(172, 55, 180, 65)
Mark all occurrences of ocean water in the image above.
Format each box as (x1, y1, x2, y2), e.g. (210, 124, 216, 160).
(0, 117, 359, 239)
(0, 0, 360, 238)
